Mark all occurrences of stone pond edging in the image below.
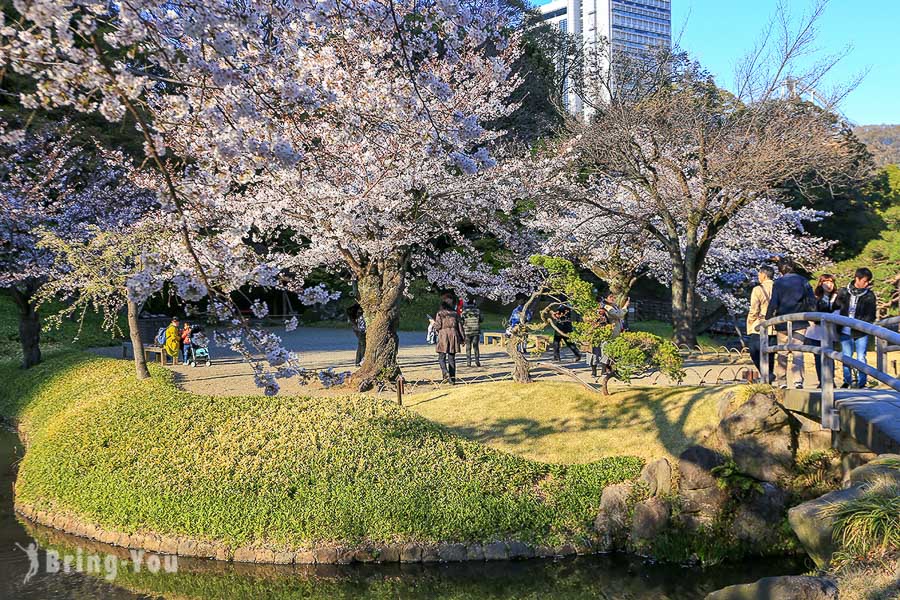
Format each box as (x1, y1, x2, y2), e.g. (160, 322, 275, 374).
(14, 501, 591, 565)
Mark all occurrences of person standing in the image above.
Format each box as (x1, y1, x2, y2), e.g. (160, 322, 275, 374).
(434, 297, 466, 384)
(347, 304, 366, 367)
(164, 317, 181, 365)
(461, 299, 483, 367)
(507, 298, 533, 353)
(602, 294, 629, 336)
(551, 305, 582, 362)
(804, 274, 838, 387)
(765, 258, 816, 389)
(746, 266, 776, 382)
(588, 306, 610, 378)
(834, 268, 877, 389)
(181, 321, 193, 365)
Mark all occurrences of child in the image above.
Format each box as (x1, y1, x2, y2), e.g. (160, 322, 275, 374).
(181, 322, 193, 365)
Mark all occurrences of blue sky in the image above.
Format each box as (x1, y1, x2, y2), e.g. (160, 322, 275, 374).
(532, 0, 900, 125)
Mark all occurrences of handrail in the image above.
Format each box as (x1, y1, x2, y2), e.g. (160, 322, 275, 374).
(756, 312, 900, 431)
(760, 312, 900, 346)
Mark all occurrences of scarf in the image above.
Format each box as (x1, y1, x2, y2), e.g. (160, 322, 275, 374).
(842, 285, 870, 335)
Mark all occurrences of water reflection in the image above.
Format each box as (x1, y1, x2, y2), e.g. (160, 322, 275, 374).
(0, 429, 805, 600)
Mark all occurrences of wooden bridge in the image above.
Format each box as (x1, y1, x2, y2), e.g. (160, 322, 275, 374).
(758, 313, 900, 454)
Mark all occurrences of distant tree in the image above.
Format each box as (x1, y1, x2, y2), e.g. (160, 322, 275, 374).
(0, 124, 155, 368)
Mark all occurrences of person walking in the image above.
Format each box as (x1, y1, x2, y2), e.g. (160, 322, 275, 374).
(347, 304, 366, 367)
(461, 299, 483, 367)
(746, 266, 776, 382)
(804, 274, 838, 387)
(164, 317, 181, 365)
(551, 305, 582, 362)
(765, 258, 816, 389)
(834, 268, 877, 388)
(434, 297, 466, 384)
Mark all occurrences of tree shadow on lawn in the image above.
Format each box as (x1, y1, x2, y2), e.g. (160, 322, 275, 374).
(411, 385, 725, 462)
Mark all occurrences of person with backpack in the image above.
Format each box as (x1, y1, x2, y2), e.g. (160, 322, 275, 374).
(461, 298, 483, 367)
(765, 258, 816, 389)
(833, 267, 878, 388)
(163, 317, 181, 365)
(746, 265, 776, 382)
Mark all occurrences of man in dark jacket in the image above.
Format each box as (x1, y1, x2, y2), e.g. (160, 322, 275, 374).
(833, 267, 878, 388)
(765, 258, 816, 389)
(551, 305, 582, 362)
(461, 299, 483, 367)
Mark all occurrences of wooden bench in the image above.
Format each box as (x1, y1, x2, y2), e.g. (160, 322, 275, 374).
(143, 345, 170, 365)
(483, 332, 505, 346)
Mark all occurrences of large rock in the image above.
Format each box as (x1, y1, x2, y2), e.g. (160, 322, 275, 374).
(848, 454, 900, 487)
(705, 575, 838, 600)
(640, 458, 672, 496)
(788, 485, 864, 568)
(717, 392, 797, 482)
(678, 445, 727, 490)
(631, 497, 670, 542)
(677, 445, 729, 530)
(593, 482, 634, 551)
(730, 483, 788, 547)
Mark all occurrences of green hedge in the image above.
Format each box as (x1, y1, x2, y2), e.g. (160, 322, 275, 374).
(0, 353, 641, 549)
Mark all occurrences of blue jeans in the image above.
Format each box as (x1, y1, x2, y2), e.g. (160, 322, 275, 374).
(183, 344, 191, 364)
(840, 335, 868, 387)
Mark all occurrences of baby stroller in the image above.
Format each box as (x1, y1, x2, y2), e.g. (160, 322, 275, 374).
(188, 328, 211, 367)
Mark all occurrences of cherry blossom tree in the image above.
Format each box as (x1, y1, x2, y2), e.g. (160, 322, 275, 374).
(538, 193, 833, 313)
(2, 0, 532, 392)
(0, 123, 155, 368)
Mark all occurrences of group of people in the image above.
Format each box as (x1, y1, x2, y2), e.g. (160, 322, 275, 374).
(746, 258, 878, 389)
(160, 317, 207, 365)
(428, 295, 484, 383)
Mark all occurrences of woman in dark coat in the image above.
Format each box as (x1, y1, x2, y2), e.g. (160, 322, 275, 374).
(434, 297, 466, 384)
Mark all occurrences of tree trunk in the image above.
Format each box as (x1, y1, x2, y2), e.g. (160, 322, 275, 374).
(599, 373, 611, 395)
(507, 334, 532, 383)
(351, 260, 407, 392)
(127, 299, 150, 380)
(670, 259, 698, 347)
(11, 287, 41, 369)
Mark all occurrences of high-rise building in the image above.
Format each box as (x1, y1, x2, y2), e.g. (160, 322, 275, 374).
(538, 0, 672, 114)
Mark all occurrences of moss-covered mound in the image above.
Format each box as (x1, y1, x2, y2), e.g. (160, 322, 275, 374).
(0, 353, 641, 550)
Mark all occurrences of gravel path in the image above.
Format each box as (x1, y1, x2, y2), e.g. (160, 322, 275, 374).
(155, 327, 767, 398)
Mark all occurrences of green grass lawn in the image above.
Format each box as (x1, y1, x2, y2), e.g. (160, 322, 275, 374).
(0, 352, 641, 549)
(0, 295, 123, 361)
(629, 320, 721, 350)
(406, 381, 733, 464)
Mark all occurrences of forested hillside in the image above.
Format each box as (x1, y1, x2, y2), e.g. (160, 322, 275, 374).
(855, 124, 900, 167)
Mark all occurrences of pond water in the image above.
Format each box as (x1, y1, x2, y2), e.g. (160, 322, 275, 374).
(0, 429, 807, 600)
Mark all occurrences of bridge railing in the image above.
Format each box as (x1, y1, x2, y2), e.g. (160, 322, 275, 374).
(876, 315, 900, 375)
(757, 312, 900, 431)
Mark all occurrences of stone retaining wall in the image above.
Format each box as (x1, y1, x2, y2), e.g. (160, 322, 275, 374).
(14, 501, 589, 565)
